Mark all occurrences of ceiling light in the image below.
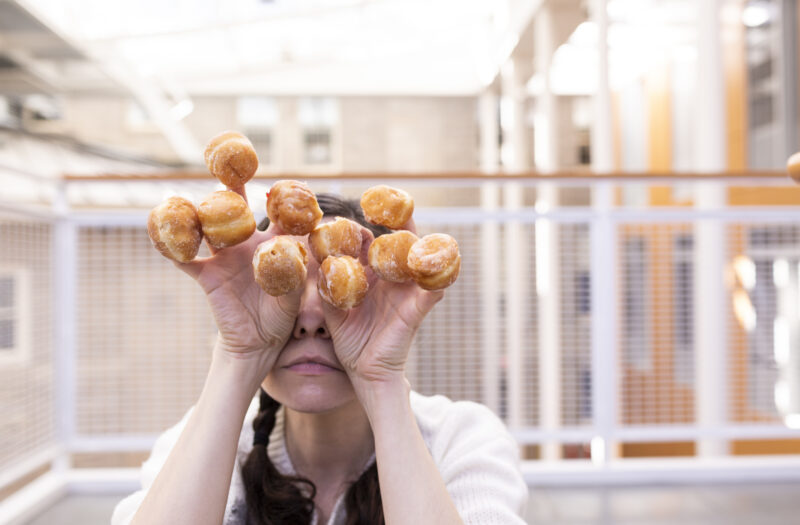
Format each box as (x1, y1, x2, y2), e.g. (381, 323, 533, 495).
(742, 4, 771, 28)
(169, 99, 194, 121)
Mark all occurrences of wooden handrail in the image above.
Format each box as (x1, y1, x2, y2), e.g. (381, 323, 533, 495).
(61, 170, 792, 182)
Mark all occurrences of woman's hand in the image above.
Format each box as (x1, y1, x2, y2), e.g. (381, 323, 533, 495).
(322, 223, 444, 387)
(172, 187, 300, 368)
(325, 279, 443, 383)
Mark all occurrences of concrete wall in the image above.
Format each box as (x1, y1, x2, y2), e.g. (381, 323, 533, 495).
(58, 95, 479, 172)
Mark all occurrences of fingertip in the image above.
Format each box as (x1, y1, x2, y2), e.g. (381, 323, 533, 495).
(228, 184, 248, 204)
(417, 288, 445, 313)
(265, 221, 286, 237)
(171, 256, 206, 279)
(400, 217, 417, 234)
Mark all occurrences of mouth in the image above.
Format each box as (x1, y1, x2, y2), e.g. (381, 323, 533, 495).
(284, 361, 342, 374)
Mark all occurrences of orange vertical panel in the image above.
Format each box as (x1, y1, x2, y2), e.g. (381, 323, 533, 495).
(722, 0, 748, 171)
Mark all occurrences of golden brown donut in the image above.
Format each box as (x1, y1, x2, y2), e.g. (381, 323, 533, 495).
(197, 190, 256, 250)
(203, 131, 259, 187)
(360, 185, 414, 229)
(317, 256, 368, 309)
(308, 217, 363, 264)
(788, 152, 800, 184)
(407, 233, 461, 290)
(252, 236, 309, 296)
(368, 230, 419, 283)
(266, 180, 323, 235)
(147, 196, 203, 263)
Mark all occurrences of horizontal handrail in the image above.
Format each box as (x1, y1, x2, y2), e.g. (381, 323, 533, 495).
(61, 170, 793, 182)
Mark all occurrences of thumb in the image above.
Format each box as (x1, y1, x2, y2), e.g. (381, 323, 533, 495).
(414, 289, 445, 318)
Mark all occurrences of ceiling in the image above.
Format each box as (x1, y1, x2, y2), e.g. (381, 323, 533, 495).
(10, 0, 520, 96)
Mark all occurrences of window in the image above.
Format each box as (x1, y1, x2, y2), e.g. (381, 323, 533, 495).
(0, 269, 29, 365)
(237, 97, 278, 166)
(298, 98, 338, 166)
(303, 128, 332, 164)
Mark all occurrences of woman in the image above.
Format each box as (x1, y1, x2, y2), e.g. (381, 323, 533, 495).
(112, 190, 528, 525)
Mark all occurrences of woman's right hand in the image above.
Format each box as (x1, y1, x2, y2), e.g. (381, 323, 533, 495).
(171, 187, 300, 367)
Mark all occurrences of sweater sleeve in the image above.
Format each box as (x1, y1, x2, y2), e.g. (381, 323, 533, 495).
(110, 406, 195, 525)
(426, 400, 529, 525)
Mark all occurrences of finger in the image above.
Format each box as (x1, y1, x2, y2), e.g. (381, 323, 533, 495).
(228, 184, 248, 205)
(203, 236, 219, 256)
(320, 294, 348, 333)
(264, 220, 287, 238)
(357, 225, 374, 268)
(415, 288, 445, 317)
(399, 217, 417, 234)
(171, 255, 210, 280)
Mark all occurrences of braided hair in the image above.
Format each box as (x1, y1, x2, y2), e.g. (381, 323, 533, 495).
(242, 193, 388, 524)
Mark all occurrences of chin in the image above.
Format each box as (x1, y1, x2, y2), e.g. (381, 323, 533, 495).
(262, 367, 357, 414)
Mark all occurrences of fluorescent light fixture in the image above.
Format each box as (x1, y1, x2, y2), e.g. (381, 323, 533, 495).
(774, 259, 789, 288)
(590, 436, 606, 466)
(785, 414, 800, 429)
(169, 99, 194, 121)
(774, 379, 790, 414)
(569, 22, 598, 48)
(534, 218, 551, 297)
(742, 4, 771, 28)
(773, 317, 790, 366)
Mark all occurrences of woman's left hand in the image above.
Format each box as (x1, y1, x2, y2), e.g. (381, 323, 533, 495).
(323, 274, 443, 387)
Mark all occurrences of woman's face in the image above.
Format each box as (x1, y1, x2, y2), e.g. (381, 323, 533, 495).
(261, 217, 366, 413)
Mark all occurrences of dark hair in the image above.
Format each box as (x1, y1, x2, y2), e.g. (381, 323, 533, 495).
(244, 193, 386, 524)
(257, 193, 391, 239)
(241, 389, 383, 525)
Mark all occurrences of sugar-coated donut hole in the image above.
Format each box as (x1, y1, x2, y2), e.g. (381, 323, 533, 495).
(788, 152, 800, 184)
(147, 196, 203, 263)
(266, 180, 323, 235)
(203, 130, 258, 187)
(252, 236, 309, 296)
(197, 190, 256, 250)
(308, 217, 363, 264)
(406, 233, 461, 290)
(317, 255, 368, 309)
(360, 185, 414, 229)
(368, 230, 419, 283)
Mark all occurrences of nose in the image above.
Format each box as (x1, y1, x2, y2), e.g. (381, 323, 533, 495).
(292, 268, 330, 339)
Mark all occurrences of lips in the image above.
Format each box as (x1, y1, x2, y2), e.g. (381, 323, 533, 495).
(284, 354, 342, 371)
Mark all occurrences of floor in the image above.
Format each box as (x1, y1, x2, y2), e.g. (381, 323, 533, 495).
(22, 483, 800, 524)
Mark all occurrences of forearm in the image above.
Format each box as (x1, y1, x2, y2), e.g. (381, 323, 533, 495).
(358, 378, 464, 525)
(131, 345, 270, 525)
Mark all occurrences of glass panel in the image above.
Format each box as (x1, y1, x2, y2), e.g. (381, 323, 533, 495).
(0, 318, 14, 349)
(0, 276, 13, 309)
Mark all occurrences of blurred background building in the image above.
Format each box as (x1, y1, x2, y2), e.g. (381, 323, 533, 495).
(1, 0, 800, 523)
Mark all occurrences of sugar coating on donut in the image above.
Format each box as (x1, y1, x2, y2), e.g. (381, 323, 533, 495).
(147, 196, 203, 263)
(789, 152, 800, 184)
(197, 190, 256, 250)
(204, 131, 258, 187)
(252, 236, 309, 296)
(368, 230, 418, 283)
(308, 217, 363, 264)
(266, 180, 323, 235)
(407, 233, 461, 290)
(317, 256, 368, 309)
(360, 185, 414, 229)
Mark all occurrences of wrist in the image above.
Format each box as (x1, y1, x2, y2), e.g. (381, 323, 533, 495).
(353, 375, 411, 424)
(209, 341, 275, 398)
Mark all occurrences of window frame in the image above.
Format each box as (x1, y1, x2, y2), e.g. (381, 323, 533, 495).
(0, 267, 31, 366)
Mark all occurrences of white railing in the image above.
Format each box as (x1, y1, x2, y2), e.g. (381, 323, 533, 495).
(2, 171, 800, 521)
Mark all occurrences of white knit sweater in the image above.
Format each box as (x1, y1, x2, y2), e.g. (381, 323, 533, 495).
(112, 390, 529, 525)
